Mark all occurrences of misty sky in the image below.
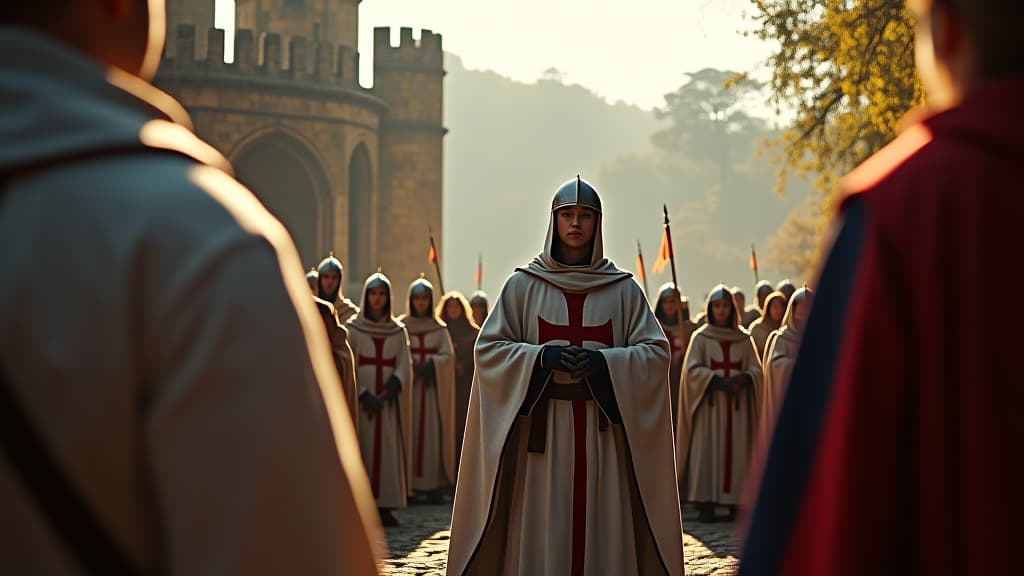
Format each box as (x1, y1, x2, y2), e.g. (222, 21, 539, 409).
(211, 0, 798, 298)
(215, 0, 773, 110)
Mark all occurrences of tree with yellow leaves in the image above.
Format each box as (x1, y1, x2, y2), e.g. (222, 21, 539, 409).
(752, 0, 924, 278)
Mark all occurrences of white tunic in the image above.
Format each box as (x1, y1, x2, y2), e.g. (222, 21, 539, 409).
(679, 325, 763, 506)
(448, 206, 683, 576)
(401, 316, 457, 491)
(348, 313, 414, 509)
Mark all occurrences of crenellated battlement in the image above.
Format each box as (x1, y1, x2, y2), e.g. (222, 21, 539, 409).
(161, 24, 361, 87)
(372, 27, 443, 70)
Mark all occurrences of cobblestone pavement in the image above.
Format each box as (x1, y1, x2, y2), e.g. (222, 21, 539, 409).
(378, 502, 740, 575)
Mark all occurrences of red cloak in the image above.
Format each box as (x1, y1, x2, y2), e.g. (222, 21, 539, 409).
(741, 75, 1024, 575)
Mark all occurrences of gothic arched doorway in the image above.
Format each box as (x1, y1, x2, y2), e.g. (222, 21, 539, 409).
(348, 142, 374, 285)
(234, 132, 329, 269)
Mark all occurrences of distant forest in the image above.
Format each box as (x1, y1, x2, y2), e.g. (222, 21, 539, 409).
(442, 53, 812, 303)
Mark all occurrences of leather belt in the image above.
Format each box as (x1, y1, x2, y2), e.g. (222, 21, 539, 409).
(527, 381, 608, 454)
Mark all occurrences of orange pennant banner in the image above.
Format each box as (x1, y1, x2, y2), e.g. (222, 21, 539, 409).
(651, 230, 671, 275)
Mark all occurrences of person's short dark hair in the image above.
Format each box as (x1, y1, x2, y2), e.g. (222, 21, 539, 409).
(936, 0, 1024, 77)
(0, 1, 65, 24)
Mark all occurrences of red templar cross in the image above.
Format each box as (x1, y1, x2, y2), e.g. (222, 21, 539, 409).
(358, 336, 396, 498)
(410, 334, 438, 365)
(709, 341, 743, 494)
(665, 325, 684, 358)
(410, 333, 439, 477)
(537, 291, 614, 576)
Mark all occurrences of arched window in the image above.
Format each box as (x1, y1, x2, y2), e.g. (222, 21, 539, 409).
(234, 132, 329, 268)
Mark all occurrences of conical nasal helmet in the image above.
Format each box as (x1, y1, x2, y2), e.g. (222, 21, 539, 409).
(551, 175, 602, 213)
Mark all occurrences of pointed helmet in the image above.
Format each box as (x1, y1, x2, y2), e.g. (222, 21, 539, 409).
(551, 175, 603, 214)
(407, 276, 435, 317)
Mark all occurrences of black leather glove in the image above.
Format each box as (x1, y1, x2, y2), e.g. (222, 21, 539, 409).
(540, 345, 577, 372)
(385, 374, 402, 395)
(577, 349, 609, 381)
(558, 345, 581, 372)
(729, 373, 752, 410)
(360, 390, 383, 415)
(559, 345, 594, 379)
(727, 373, 753, 395)
(415, 359, 435, 380)
(709, 375, 729, 392)
(565, 347, 592, 380)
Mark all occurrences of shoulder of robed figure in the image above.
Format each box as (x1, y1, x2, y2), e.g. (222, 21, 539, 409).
(66, 154, 305, 321)
(837, 112, 975, 225)
(496, 269, 535, 298)
(23, 137, 288, 266)
(612, 274, 646, 298)
(689, 326, 710, 346)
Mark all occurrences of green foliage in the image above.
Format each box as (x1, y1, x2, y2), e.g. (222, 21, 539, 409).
(653, 68, 766, 164)
(751, 0, 923, 194)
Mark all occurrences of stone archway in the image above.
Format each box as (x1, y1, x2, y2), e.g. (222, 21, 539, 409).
(348, 142, 374, 284)
(234, 132, 329, 268)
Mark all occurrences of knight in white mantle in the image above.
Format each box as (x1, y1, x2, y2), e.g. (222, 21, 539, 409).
(447, 177, 684, 576)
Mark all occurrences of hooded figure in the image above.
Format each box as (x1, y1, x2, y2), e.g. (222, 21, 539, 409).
(759, 287, 814, 447)
(437, 291, 481, 479)
(346, 273, 414, 527)
(755, 280, 774, 311)
(307, 267, 319, 294)
(397, 277, 457, 500)
(678, 284, 763, 523)
(313, 295, 360, 428)
(733, 287, 758, 328)
(654, 282, 698, 428)
(774, 279, 797, 303)
(468, 290, 489, 327)
(447, 177, 682, 576)
(748, 291, 788, 359)
(317, 253, 360, 323)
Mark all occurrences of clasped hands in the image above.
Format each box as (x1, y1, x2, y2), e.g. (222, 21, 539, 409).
(360, 374, 403, 415)
(541, 345, 596, 380)
(710, 373, 752, 396)
(414, 359, 435, 383)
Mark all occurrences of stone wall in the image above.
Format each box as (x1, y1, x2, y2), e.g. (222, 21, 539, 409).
(373, 27, 446, 294)
(154, 15, 445, 298)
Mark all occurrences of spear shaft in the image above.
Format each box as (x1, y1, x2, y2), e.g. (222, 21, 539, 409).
(664, 205, 683, 318)
(751, 242, 760, 285)
(429, 226, 445, 295)
(664, 204, 690, 439)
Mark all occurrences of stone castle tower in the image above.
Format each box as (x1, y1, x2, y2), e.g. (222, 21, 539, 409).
(156, 0, 445, 297)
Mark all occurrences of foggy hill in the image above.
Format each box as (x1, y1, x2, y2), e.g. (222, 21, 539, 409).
(441, 53, 810, 304)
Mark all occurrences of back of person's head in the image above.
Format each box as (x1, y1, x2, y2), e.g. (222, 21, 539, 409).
(934, 0, 1023, 78)
(1, 0, 165, 79)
